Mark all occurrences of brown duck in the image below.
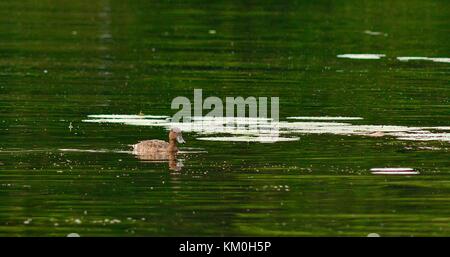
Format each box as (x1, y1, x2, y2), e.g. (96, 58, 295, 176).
(132, 128, 185, 157)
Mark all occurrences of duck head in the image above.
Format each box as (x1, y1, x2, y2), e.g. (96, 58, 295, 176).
(169, 127, 185, 144)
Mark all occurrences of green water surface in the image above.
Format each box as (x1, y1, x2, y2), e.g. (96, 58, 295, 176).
(0, 0, 449, 236)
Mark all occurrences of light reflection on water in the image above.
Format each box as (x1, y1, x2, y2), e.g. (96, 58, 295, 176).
(397, 57, 450, 63)
(337, 54, 386, 60)
(83, 115, 450, 143)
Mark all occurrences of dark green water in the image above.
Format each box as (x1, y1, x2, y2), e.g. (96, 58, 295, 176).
(0, 0, 449, 236)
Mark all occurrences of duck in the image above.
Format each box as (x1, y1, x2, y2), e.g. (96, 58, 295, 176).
(132, 128, 185, 157)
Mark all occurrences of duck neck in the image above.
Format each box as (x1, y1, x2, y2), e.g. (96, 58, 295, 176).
(168, 138, 178, 152)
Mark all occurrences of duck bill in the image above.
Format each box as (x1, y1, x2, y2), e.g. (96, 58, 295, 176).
(176, 134, 185, 144)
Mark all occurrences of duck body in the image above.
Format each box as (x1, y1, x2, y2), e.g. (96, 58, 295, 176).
(131, 128, 185, 159)
(132, 140, 176, 156)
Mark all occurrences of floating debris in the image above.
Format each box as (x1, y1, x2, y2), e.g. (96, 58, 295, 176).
(370, 168, 419, 175)
(337, 54, 385, 60)
(367, 233, 380, 237)
(67, 233, 80, 237)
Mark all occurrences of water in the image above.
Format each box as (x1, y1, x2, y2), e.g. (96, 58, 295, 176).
(0, 0, 449, 236)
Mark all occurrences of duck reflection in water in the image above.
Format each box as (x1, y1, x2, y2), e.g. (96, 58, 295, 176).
(131, 128, 185, 171)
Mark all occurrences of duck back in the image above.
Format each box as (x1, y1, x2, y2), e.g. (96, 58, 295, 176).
(132, 140, 170, 155)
